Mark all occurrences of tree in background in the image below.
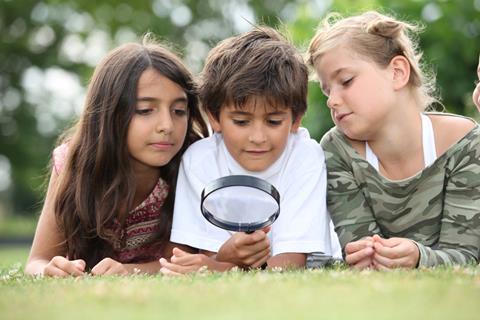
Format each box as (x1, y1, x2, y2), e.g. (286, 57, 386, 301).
(0, 0, 479, 220)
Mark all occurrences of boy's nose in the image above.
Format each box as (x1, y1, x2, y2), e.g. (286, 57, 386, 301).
(248, 126, 267, 144)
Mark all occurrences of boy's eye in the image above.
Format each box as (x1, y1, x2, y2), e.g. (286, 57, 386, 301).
(267, 119, 283, 126)
(232, 119, 249, 126)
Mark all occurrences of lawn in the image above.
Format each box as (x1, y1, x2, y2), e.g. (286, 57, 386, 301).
(1, 247, 480, 320)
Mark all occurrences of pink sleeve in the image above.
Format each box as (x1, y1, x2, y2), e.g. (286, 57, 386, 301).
(52, 143, 69, 175)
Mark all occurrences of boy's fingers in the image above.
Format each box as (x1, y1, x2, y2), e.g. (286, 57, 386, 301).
(172, 247, 188, 257)
(244, 246, 271, 267)
(160, 267, 183, 277)
(160, 258, 198, 274)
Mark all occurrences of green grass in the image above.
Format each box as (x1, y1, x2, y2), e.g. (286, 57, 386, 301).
(1, 247, 479, 320)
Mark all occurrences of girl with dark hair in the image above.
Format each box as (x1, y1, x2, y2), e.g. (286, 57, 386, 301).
(25, 36, 208, 276)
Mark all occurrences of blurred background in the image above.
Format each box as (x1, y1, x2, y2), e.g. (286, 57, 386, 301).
(0, 0, 479, 241)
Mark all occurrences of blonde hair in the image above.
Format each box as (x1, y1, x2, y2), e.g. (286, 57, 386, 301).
(307, 11, 438, 109)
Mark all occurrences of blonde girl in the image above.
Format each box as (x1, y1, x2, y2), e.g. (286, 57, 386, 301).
(308, 11, 480, 269)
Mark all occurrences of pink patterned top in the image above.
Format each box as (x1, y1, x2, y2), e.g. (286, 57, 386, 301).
(53, 144, 169, 263)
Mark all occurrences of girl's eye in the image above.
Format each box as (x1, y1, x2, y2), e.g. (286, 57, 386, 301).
(173, 108, 188, 117)
(342, 77, 353, 86)
(232, 119, 248, 126)
(135, 108, 152, 115)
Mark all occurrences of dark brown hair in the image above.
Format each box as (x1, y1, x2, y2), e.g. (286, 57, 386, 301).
(199, 26, 308, 121)
(54, 37, 208, 268)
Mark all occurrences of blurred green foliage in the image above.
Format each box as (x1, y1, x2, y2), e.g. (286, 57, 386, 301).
(0, 0, 479, 219)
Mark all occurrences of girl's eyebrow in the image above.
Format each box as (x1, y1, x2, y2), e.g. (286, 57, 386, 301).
(136, 96, 188, 104)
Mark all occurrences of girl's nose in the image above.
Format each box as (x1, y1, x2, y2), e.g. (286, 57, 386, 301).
(326, 90, 341, 109)
(155, 111, 174, 134)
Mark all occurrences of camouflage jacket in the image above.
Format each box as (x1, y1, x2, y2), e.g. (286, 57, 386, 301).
(320, 119, 480, 267)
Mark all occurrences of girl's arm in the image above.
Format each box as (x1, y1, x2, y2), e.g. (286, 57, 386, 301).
(25, 170, 86, 276)
(413, 130, 480, 267)
(321, 133, 382, 268)
(321, 134, 383, 247)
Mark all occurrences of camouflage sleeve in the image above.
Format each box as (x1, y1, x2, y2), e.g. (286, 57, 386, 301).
(321, 132, 382, 254)
(416, 134, 480, 267)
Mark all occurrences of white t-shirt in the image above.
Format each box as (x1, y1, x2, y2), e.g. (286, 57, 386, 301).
(171, 127, 341, 257)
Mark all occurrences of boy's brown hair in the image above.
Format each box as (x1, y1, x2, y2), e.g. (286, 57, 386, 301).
(199, 26, 308, 121)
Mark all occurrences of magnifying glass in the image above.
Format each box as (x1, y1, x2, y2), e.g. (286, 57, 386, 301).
(200, 175, 280, 233)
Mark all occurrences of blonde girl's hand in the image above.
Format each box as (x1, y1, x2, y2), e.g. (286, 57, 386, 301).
(91, 257, 128, 276)
(344, 237, 375, 269)
(43, 256, 86, 277)
(159, 247, 214, 276)
(371, 235, 419, 270)
(473, 54, 480, 111)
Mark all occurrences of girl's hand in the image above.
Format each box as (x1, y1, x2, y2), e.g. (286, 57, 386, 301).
(43, 256, 86, 277)
(91, 258, 128, 276)
(216, 227, 271, 269)
(344, 237, 375, 269)
(372, 235, 419, 270)
(159, 247, 216, 276)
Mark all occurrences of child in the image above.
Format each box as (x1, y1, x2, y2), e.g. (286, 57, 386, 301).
(159, 27, 341, 275)
(307, 11, 480, 269)
(25, 36, 208, 276)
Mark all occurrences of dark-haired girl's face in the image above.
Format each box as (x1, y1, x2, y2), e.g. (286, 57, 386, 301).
(127, 68, 189, 173)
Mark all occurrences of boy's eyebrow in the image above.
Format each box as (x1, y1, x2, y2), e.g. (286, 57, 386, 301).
(227, 110, 288, 116)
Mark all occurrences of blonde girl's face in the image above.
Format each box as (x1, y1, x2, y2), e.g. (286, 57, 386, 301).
(127, 68, 189, 173)
(314, 46, 397, 140)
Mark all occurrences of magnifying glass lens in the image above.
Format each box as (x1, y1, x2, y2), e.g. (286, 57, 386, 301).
(203, 186, 278, 224)
(200, 175, 280, 232)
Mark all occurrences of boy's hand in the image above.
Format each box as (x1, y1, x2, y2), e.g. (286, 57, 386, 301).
(371, 235, 419, 270)
(216, 227, 271, 269)
(473, 54, 480, 111)
(344, 237, 374, 269)
(43, 256, 86, 277)
(91, 257, 128, 276)
(159, 247, 215, 276)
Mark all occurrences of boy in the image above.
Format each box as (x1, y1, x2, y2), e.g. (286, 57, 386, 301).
(160, 27, 340, 274)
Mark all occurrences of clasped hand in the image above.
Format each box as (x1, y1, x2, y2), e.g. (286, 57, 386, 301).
(42, 256, 129, 277)
(345, 235, 419, 270)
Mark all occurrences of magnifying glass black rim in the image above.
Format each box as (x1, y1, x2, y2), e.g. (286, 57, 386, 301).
(200, 175, 280, 233)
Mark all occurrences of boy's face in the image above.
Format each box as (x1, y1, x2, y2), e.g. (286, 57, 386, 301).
(209, 98, 301, 172)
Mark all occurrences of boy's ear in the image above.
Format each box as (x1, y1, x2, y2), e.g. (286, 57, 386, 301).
(390, 55, 410, 90)
(290, 115, 302, 133)
(207, 111, 221, 133)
